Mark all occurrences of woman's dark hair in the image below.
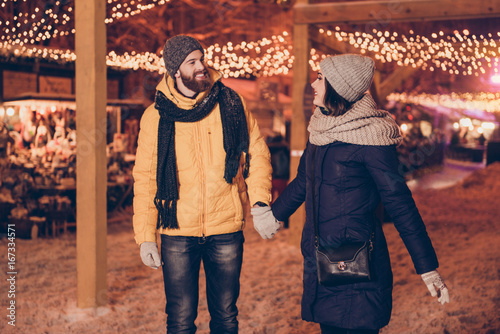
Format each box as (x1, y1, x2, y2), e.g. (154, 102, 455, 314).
(321, 80, 354, 117)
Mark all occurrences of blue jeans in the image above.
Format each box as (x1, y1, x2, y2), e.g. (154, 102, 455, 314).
(161, 231, 244, 334)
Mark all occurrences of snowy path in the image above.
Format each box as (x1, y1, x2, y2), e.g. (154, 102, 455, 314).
(0, 163, 499, 334)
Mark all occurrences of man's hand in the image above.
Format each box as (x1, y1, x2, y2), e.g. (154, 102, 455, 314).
(140, 242, 161, 269)
(421, 270, 450, 305)
(251, 205, 281, 239)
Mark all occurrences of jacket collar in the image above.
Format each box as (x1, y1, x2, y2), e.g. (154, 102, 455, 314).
(156, 68, 222, 109)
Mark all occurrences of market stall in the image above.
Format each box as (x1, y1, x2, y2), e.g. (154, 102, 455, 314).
(0, 94, 143, 238)
(387, 92, 499, 165)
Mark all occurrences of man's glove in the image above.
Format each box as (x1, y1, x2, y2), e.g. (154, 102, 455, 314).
(140, 242, 161, 269)
(421, 270, 450, 305)
(251, 205, 281, 239)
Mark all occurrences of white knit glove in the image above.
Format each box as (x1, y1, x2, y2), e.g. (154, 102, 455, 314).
(421, 270, 450, 305)
(251, 206, 281, 239)
(140, 242, 161, 269)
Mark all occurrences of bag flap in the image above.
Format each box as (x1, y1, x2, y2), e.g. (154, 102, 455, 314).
(317, 242, 368, 263)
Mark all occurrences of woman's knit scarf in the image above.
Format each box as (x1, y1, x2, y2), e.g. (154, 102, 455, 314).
(308, 94, 402, 146)
(154, 80, 250, 229)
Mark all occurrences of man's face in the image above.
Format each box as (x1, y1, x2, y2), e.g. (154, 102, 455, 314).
(176, 50, 211, 93)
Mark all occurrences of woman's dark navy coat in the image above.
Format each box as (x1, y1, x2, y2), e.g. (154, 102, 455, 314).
(272, 141, 439, 330)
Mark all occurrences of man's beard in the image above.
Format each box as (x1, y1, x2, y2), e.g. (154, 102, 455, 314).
(181, 69, 211, 93)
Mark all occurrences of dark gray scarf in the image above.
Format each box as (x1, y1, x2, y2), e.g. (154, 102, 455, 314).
(154, 80, 250, 229)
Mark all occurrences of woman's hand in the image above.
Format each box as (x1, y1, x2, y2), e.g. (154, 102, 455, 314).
(421, 270, 450, 305)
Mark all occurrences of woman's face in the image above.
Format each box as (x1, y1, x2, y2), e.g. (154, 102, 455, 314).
(311, 71, 326, 108)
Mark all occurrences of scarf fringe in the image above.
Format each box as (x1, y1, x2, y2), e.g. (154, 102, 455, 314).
(224, 153, 239, 183)
(223, 148, 250, 183)
(243, 150, 250, 179)
(155, 197, 179, 230)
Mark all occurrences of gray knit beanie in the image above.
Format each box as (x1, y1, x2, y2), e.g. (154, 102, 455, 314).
(319, 54, 375, 102)
(162, 35, 204, 78)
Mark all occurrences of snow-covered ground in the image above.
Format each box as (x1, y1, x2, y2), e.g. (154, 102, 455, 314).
(1, 163, 499, 334)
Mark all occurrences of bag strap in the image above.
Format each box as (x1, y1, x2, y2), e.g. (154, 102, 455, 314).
(310, 144, 375, 249)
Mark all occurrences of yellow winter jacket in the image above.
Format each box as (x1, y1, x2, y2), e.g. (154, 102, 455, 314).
(133, 69, 272, 244)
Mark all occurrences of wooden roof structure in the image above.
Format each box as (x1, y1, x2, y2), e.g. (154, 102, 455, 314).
(1, 1, 499, 90)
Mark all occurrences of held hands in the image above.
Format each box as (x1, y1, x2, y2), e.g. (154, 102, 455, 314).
(140, 241, 161, 269)
(421, 270, 450, 305)
(251, 205, 281, 239)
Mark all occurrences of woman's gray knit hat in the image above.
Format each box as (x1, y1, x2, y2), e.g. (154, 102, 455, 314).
(319, 54, 375, 102)
(162, 35, 204, 78)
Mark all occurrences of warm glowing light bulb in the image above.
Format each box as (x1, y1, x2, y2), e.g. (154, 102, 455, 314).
(491, 74, 500, 84)
(482, 122, 496, 130)
(460, 118, 472, 127)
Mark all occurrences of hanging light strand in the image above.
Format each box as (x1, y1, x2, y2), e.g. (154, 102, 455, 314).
(315, 27, 500, 76)
(0, 0, 171, 44)
(205, 32, 293, 78)
(106, 0, 171, 24)
(387, 92, 500, 113)
(0, 32, 294, 78)
(0, 1, 74, 46)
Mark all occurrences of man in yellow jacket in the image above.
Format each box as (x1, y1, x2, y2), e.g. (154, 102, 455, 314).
(133, 35, 280, 333)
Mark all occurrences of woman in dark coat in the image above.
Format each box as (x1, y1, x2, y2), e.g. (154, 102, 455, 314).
(253, 54, 450, 334)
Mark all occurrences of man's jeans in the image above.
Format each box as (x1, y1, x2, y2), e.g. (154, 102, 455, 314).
(161, 231, 244, 334)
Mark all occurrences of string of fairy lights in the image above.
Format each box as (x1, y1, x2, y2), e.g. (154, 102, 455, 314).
(1, 0, 74, 45)
(2, 0, 500, 77)
(1, 32, 294, 78)
(205, 33, 293, 78)
(0, 0, 169, 45)
(106, 0, 170, 23)
(1, 0, 500, 110)
(312, 27, 500, 77)
(387, 92, 500, 114)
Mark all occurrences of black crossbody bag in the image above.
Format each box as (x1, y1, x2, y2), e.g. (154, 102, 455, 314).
(310, 146, 374, 286)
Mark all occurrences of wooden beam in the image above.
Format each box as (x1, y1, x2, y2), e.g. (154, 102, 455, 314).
(295, 0, 500, 25)
(75, 0, 107, 308)
(289, 0, 309, 247)
(378, 66, 418, 101)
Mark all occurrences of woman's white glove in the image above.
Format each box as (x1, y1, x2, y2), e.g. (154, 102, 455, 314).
(251, 206, 281, 239)
(140, 241, 161, 269)
(421, 270, 450, 305)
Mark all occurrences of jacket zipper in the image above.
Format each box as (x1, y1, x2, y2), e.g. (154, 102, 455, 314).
(202, 140, 208, 238)
(195, 122, 206, 238)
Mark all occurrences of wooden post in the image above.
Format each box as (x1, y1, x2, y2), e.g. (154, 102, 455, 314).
(75, 0, 107, 308)
(288, 0, 309, 247)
